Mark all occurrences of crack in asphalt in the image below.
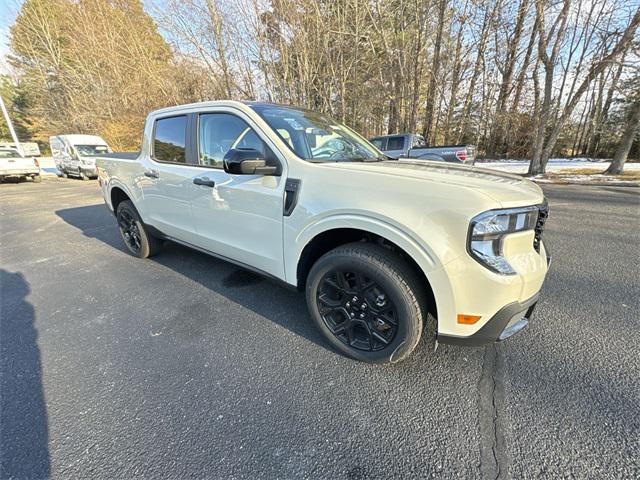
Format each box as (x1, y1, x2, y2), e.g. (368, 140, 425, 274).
(479, 344, 510, 479)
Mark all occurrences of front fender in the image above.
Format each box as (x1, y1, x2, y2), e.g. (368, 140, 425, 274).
(290, 213, 440, 277)
(284, 213, 459, 333)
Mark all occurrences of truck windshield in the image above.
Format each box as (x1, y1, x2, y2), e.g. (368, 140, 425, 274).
(250, 105, 383, 162)
(75, 144, 109, 157)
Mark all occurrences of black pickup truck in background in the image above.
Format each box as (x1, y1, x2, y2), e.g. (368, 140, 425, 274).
(369, 133, 475, 165)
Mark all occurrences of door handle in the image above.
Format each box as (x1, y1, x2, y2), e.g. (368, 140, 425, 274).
(193, 176, 215, 187)
(144, 169, 159, 179)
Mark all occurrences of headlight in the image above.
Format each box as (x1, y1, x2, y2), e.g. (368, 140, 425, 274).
(468, 206, 539, 275)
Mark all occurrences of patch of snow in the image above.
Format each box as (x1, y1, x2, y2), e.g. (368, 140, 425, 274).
(477, 158, 640, 174)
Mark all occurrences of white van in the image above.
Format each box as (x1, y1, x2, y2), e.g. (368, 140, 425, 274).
(49, 135, 111, 179)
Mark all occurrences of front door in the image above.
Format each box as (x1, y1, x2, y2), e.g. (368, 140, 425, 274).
(188, 111, 285, 278)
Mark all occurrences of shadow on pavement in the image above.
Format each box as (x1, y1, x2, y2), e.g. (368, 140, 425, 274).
(0, 269, 50, 479)
(55, 204, 334, 354)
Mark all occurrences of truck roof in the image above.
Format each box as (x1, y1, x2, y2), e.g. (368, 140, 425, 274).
(149, 100, 303, 117)
(370, 133, 420, 139)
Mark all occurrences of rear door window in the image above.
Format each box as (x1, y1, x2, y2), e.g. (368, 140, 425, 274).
(153, 116, 187, 164)
(386, 136, 405, 150)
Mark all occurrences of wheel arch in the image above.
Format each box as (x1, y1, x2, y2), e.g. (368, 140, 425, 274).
(110, 184, 132, 213)
(293, 219, 446, 320)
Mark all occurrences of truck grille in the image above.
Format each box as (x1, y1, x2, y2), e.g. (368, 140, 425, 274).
(533, 201, 549, 253)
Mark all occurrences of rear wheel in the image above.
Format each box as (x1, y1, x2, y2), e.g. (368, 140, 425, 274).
(306, 242, 425, 364)
(116, 200, 162, 258)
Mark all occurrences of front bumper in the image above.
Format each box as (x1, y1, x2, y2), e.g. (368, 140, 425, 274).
(81, 165, 98, 177)
(438, 293, 539, 346)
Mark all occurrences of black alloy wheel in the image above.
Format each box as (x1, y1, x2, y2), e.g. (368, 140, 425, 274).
(117, 208, 142, 254)
(306, 242, 425, 364)
(115, 200, 162, 258)
(317, 270, 398, 351)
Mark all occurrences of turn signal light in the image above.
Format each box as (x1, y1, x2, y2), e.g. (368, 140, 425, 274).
(457, 314, 481, 325)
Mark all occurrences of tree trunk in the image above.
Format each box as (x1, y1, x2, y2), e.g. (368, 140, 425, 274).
(605, 100, 640, 174)
(529, 4, 640, 176)
(408, 3, 427, 133)
(422, 0, 446, 143)
(528, 0, 571, 176)
(510, 17, 538, 112)
(458, 0, 501, 142)
(487, 0, 529, 157)
(588, 58, 626, 156)
(443, 0, 468, 143)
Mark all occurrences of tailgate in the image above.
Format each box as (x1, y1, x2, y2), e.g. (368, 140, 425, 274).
(0, 157, 39, 173)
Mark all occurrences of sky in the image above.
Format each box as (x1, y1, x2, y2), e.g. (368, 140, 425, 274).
(0, 0, 21, 74)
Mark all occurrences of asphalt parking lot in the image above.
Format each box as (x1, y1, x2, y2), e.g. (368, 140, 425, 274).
(1, 178, 639, 479)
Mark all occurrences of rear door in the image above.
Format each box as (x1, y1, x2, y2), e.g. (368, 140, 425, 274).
(384, 135, 407, 159)
(136, 114, 199, 243)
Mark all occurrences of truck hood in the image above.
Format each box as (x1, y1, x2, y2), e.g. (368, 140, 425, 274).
(321, 159, 544, 208)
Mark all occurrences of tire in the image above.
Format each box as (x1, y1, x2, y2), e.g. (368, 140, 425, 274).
(116, 200, 162, 258)
(306, 242, 425, 364)
(79, 170, 88, 180)
(33, 174, 42, 183)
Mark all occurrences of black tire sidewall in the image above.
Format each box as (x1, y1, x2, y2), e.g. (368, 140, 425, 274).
(306, 249, 421, 364)
(116, 201, 149, 258)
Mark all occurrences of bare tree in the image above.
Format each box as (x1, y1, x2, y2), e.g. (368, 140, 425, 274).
(605, 99, 640, 173)
(6, 0, 639, 160)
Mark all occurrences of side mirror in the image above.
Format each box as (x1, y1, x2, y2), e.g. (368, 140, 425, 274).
(223, 148, 278, 175)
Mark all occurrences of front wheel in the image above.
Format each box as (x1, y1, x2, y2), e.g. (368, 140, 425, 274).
(116, 200, 162, 258)
(306, 243, 425, 364)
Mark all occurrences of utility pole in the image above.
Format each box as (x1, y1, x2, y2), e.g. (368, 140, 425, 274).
(0, 92, 24, 156)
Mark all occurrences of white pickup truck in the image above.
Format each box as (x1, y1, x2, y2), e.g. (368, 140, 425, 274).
(0, 147, 41, 183)
(96, 101, 550, 364)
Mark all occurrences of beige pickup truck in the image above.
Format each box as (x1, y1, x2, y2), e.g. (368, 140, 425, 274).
(97, 101, 550, 364)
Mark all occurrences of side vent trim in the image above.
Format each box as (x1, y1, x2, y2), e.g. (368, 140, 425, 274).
(284, 178, 301, 217)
